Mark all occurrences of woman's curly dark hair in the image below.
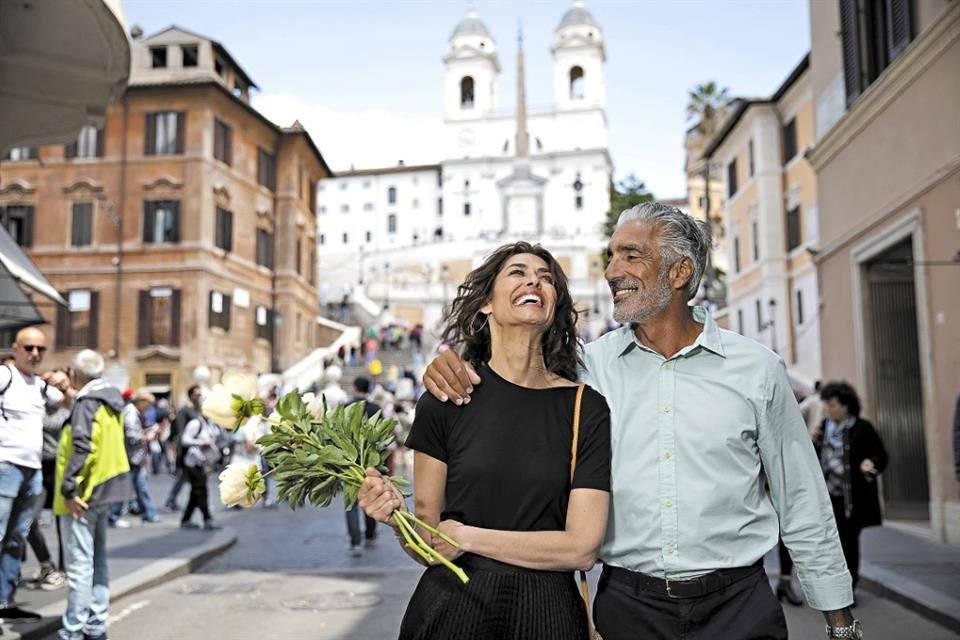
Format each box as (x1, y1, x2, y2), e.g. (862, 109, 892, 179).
(440, 242, 583, 381)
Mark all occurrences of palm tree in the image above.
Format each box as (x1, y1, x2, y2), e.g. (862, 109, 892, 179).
(686, 81, 732, 136)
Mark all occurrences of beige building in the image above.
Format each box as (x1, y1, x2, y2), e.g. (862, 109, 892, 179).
(0, 26, 332, 399)
(807, 0, 960, 541)
(684, 126, 728, 297)
(703, 56, 821, 386)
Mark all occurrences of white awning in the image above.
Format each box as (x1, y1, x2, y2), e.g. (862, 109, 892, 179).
(0, 226, 66, 330)
(0, 0, 130, 154)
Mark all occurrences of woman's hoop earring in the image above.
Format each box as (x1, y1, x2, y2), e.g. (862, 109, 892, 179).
(474, 313, 489, 333)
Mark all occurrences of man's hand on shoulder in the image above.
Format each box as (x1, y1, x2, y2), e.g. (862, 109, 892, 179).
(422, 350, 480, 405)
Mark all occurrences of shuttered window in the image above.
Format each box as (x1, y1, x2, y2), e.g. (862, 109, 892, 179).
(256, 228, 274, 268)
(257, 148, 276, 191)
(142, 200, 180, 243)
(214, 119, 232, 165)
(782, 118, 798, 164)
(840, 0, 913, 107)
(137, 288, 181, 347)
(65, 126, 104, 159)
(71, 202, 93, 246)
(208, 290, 232, 331)
(144, 112, 185, 155)
(56, 290, 99, 350)
(255, 305, 272, 341)
(215, 207, 233, 252)
(0, 205, 34, 247)
(726, 158, 738, 198)
(786, 207, 802, 252)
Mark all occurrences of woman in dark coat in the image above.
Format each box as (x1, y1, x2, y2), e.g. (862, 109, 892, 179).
(812, 381, 888, 594)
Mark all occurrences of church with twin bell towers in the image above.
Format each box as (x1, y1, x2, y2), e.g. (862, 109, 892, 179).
(316, 1, 612, 335)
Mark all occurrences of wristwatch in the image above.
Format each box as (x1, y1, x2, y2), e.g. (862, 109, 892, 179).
(826, 619, 862, 639)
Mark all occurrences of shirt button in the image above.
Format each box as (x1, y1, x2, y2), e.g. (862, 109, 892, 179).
(664, 450, 672, 459)
(664, 499, 673, 507)
(664, 545, 674, 554)
(663, 363, 672, 370)
(663, 405, 671, 413)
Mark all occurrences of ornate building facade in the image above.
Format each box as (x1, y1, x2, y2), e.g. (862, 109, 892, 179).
(316, 2, 613, 334)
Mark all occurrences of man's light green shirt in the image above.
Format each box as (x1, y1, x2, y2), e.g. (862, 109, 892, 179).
(581, 306, 853, 611)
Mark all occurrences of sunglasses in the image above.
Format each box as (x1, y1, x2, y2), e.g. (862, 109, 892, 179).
(19, 344, 47, 354)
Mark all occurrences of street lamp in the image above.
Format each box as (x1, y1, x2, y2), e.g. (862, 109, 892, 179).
(761, 297, 778, 353)
(102, 199, 122, 360)
(440, 264, 450, 311)
(591, 260, 601, 316)
(358, 246, 365, 285)
(383, 261, 390, 310)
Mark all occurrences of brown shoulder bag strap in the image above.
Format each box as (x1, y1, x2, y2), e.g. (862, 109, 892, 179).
(570, 384, 593, 629)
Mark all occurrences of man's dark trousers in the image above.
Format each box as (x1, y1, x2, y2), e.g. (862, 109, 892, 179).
(594, 563, 787, 639)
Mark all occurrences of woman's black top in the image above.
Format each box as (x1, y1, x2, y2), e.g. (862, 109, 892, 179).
(406, 364, 611, 532)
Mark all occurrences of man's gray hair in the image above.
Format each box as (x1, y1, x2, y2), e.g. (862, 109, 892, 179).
(71, 349, 104, 382)
(616, 202, 712, 300)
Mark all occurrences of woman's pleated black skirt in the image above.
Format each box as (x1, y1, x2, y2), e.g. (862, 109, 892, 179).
(399, 554, 590, 640)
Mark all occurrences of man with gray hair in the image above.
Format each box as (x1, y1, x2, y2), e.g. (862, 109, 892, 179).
(420, 202, 861, 639)
(55, 349, 130, 640)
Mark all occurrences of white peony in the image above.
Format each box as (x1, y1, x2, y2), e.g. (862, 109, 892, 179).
(218, 463, 265, 508)
(223, 371, 259, 400)
(202, 384, 236, 428)
(202, 371, 265, 430)
(305, 393, 327, 420)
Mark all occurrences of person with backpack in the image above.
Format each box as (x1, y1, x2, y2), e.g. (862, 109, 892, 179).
(120, 389, 161, 524)
(24, 368, 73, 592)
(55, 349, 130, 640)
(0, 327, 66, 619)
(165, 384, 202, 511)
(179, 411, 222, 530)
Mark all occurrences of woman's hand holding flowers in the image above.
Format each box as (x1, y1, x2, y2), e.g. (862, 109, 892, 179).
(358, 467, 404, 524)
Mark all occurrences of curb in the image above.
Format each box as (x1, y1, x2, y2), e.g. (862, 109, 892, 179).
(4, 526, 237, 640)
(860, 562, 960, 634)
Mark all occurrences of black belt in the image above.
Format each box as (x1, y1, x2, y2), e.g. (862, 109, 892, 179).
(602, 560, 763, 599)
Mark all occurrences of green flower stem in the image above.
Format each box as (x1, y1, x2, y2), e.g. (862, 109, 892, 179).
(400, 511, 461, 549)
(392, 515, 434, 565)
(392, 512, 469, 584)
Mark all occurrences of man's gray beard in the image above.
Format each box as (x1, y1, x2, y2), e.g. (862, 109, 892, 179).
(612, 272, 673, 325)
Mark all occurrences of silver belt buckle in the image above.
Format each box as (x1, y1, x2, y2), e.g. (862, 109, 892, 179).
(664, 576, 683, 599)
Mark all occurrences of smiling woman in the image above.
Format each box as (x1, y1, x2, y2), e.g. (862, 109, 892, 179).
(441, 241, 581, 382)
(357, 240, 612, 640)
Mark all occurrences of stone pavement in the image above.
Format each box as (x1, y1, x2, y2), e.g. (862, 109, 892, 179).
(857, 522, 960, 633)
(3, 465, 958, 639)
(1, 473, 237, 640)
(759, 519, 960, 634)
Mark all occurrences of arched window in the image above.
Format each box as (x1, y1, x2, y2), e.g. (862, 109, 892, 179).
(387, 186, 396, 204)
(569, 66, 585, 100)
(460, 76, 475, 108)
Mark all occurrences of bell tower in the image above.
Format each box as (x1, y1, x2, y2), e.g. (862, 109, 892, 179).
(551, 0, 606, 110)
(444, 9, 499, 120)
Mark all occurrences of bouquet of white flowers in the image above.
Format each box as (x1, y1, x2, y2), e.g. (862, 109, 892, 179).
(209, 372, 468, 583)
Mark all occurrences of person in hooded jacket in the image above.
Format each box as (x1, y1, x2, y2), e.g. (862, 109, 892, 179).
(55, 350, 130, 640)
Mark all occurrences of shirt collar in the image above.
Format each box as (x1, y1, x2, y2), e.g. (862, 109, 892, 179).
(616, 305, 727, 359)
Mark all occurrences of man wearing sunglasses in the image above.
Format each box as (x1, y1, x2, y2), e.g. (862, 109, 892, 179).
(0, 327, 67, 620)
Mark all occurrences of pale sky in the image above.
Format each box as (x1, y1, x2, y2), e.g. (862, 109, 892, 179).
(123, 0, 810, 198)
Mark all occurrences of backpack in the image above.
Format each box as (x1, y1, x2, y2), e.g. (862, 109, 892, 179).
(0, 364, 49, 420)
